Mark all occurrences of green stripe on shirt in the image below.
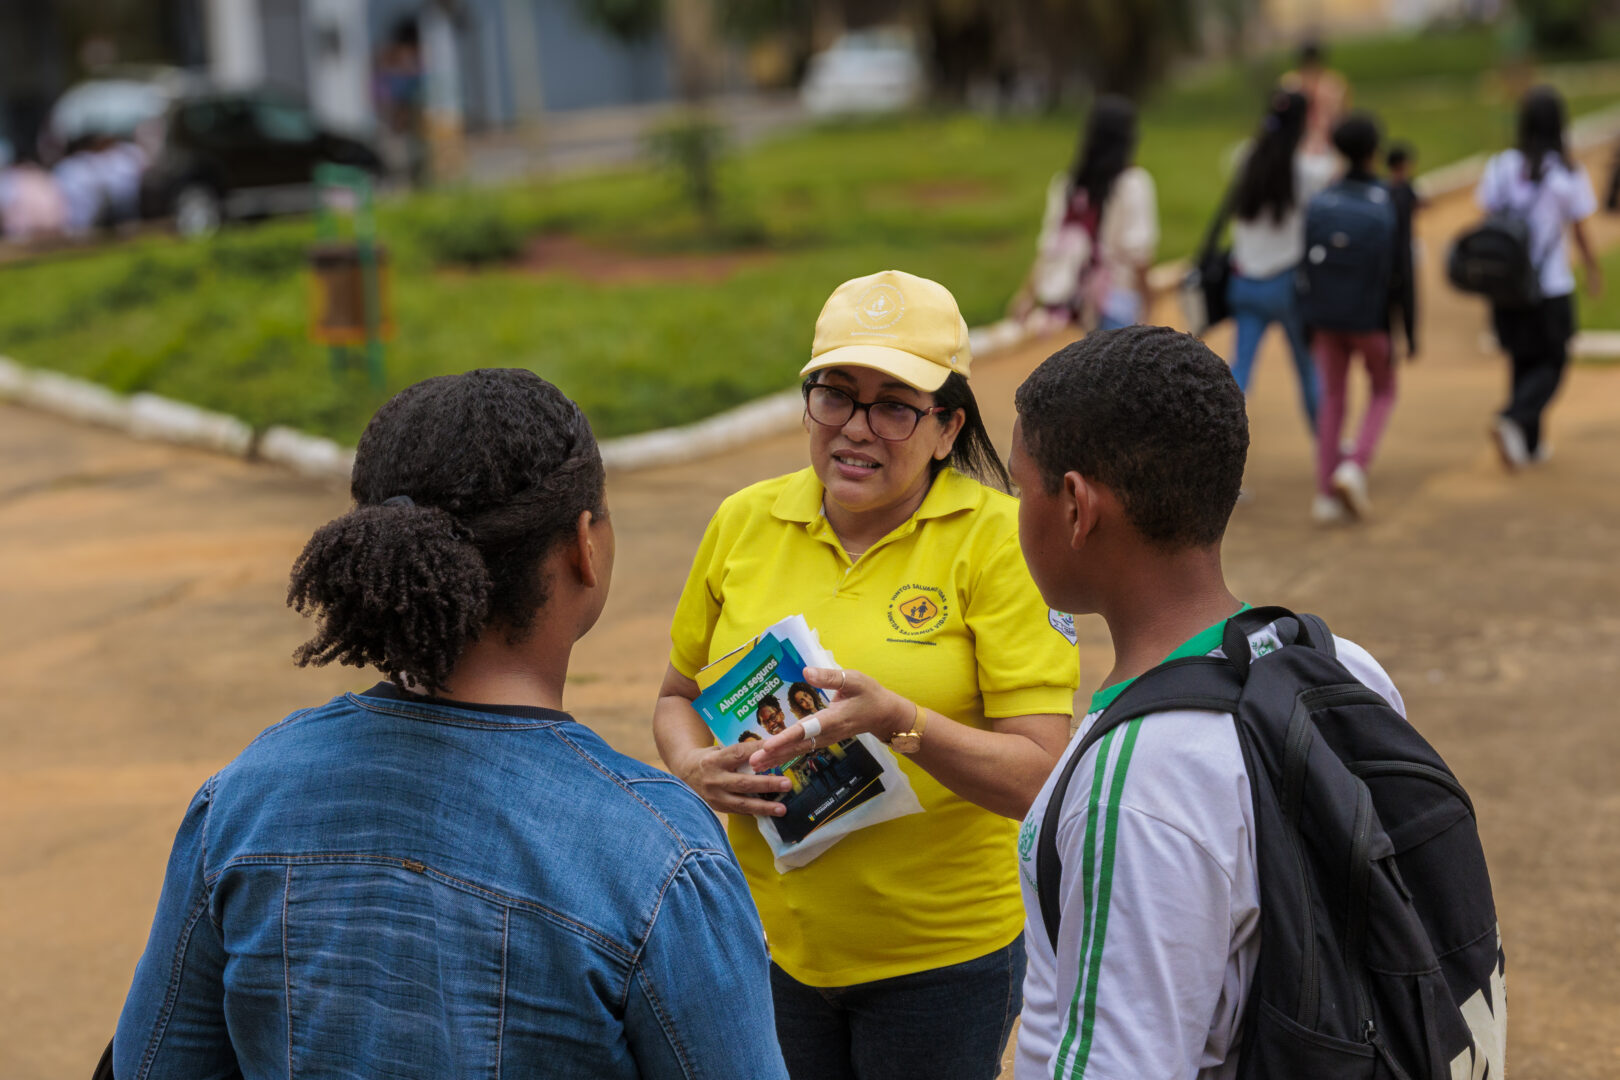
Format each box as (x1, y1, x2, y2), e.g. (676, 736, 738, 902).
(1069, 718, 1143, 1078)
(1053, 726, 1119, 1079)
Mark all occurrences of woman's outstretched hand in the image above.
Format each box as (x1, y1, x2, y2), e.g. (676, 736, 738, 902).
(676, 742, 792, 817)
(749, 667, 911, 771)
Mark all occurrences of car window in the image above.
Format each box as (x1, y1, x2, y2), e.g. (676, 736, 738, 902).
(254, 101, 315, 143)
(182, 101, 256, 142)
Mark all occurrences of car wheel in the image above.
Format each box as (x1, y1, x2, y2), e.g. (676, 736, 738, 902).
(174, 184, 221, 237)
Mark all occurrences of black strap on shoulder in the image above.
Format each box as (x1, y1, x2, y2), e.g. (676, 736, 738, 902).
(1036, 656, 1243, 951)
(1036, 607, 1337, 951)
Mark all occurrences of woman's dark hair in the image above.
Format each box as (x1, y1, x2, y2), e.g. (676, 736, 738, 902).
(1235, 90, 1309, 224)
(1518, 85, 1569, 182)
(287, 369, 606, 693)
(1070, 94, 1138, 211)
(802, 370, 1010, 491)
(755, 694, 782, 720)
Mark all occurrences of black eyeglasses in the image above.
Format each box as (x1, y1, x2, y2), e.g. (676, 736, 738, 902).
(803, 383, 946, 442)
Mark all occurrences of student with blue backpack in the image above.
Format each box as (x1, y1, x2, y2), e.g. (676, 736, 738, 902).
(1298, 113, 1400, 524)
(1009, 326, 1504, 1080)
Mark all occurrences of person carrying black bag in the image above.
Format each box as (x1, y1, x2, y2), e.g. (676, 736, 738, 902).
(1472, 85, 1602, 469)
(1007, 326, 1504, 1080)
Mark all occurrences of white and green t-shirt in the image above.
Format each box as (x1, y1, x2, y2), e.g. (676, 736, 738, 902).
(1015, 614, 1405, 1080)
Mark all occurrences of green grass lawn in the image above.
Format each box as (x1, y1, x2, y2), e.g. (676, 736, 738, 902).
(5, 25, 1618, 442)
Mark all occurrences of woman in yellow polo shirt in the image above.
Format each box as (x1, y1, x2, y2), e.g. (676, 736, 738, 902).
(653, 270, 1080, 1079)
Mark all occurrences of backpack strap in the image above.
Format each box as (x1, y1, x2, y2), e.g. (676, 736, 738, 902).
(1037, 607, 1340, 950)
(1036, 655, 1245, 951)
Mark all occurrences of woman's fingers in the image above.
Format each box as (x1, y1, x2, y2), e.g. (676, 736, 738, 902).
(713, 792, 789, 817)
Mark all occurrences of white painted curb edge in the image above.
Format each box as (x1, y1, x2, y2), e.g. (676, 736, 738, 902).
(9, 104, 1620, 480)
(0, 319, 1041, 482)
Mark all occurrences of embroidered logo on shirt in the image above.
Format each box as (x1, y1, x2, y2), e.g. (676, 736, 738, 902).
(887, 584, 949, 636)
(1049, 608, 1077, 644)
(1018, 814, 1037, 861)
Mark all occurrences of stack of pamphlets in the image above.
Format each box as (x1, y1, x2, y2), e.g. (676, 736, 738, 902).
(693, 615, 923, 871)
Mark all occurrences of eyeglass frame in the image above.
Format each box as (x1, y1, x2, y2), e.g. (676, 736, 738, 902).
(801, 380, 950, 442)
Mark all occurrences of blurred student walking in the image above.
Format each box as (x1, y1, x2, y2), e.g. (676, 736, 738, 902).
(1226, 90, 1337, 430)
(1478, 85, 1602, 468)
(1299, 114, 1400, 524)
(1015, 95, 1159, 331)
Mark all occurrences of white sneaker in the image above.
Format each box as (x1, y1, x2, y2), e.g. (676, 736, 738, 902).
(1529, 441, 1553, 466)
(1331, 460, 1372, 519)
(1312, 494, 1351, 525)
(1492, 417, 1529, 470)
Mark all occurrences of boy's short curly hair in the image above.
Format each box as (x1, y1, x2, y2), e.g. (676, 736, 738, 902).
(1014, 326, 1249, 550)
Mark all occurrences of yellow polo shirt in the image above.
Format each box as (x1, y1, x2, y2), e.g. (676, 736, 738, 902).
(669, 466, 1080, 986)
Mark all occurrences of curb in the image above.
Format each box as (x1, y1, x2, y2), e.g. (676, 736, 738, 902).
(8, 103, 1620, 480)
(0, 316, 1046, 482)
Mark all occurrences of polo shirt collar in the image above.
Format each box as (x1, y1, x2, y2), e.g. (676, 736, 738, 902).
(1088, 602, 1253, 713)
(770, 466, 979, 525)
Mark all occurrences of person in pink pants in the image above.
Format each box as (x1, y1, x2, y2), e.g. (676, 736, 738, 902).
(1314, 331, 1395, 521)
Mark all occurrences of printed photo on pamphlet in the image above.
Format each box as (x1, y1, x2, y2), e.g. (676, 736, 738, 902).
(693, 615, 924, 869)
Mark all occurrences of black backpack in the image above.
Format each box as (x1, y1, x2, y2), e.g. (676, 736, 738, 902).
(1037, 607, 1504, 1080)
(1299, 180, 1399, 332)
(1447, 211, 1542, 309)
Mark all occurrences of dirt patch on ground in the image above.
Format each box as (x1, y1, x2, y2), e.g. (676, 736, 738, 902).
(518, 233, 776, 284)
(897, 178, 1000, 206)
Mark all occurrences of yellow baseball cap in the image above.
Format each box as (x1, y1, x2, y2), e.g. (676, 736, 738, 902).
(800, 270, 972, 392)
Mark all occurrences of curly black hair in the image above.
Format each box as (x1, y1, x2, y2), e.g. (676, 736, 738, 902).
(287, 369, 605, 692)
(1014, 325, 1249, 550)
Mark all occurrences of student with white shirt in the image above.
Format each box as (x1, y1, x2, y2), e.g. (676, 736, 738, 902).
(1226, 90, 1338, 431)
(1478, 85, 1603, 468)
(1007, 325, 1406, 1080)
(1016, 95, 1160, 332)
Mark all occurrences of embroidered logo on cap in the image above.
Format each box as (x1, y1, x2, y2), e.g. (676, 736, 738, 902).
(854, 283, 905, 330)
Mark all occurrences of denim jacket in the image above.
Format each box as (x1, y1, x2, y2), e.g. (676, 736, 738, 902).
(114, 687, 787, 1080)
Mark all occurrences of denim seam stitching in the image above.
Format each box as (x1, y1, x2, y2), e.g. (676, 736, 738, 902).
(496, 905, 509, 1078)
(549, 728, 688, 850)
(133, 891, 211, 1080)
(634, 967, 697, 1077)
(210, 853, 636, 960)
(346, 693, 562, 730)
(282, 866, 293, 1079)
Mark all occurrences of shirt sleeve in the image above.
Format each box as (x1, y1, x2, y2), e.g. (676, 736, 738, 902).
(1561, 164, 1598, 222)
(114, 778, 239, 1080)
(1111, 168, 1160, 271)
(668, 506, 728, 680)
(623, 849, 789, 1079)
(1043, 797, 1241, 1080)
(966, 532, 1079, 719)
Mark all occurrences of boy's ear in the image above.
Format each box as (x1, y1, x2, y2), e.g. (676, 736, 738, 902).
(1063, 471, 1102, 551)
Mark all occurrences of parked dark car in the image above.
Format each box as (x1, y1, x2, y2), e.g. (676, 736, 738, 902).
(140, 91, 382, 235)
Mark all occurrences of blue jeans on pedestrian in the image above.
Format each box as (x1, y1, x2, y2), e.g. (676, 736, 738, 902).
(1227, 267, 1319, 429)
(769, 935, 1026, 1080)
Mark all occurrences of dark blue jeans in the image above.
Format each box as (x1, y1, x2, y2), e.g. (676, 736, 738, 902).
(770, 936, 1026, 1080)
(1228, 267, 1319, 430)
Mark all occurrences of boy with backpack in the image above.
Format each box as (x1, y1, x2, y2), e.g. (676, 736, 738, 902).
(1299, 112, 1401, 524)
(1009, 325, 1504, 1080)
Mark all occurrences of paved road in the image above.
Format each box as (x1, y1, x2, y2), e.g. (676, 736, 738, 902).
(5, 171, 1620, 1079)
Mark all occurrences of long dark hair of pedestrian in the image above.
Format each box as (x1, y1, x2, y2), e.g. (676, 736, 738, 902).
(1518, 85, 1569, 182)
(1234, 90, 1308, 224)
(287, 369, 606, 693)
(1070, 94, 1138, 210)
